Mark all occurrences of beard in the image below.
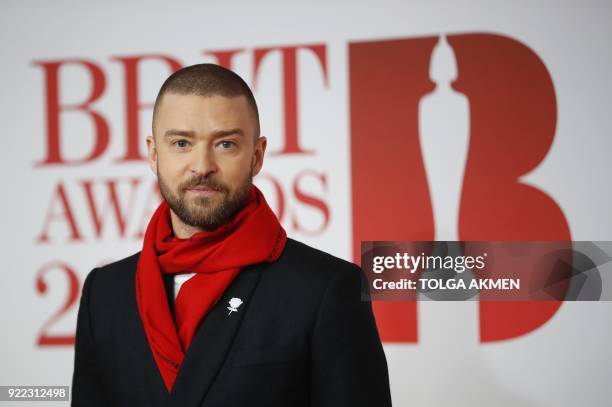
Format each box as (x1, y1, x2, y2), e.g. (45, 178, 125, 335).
(158, 166, 253, 231)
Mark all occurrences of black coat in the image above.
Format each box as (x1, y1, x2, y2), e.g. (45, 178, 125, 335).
(71, 238, 392, 406)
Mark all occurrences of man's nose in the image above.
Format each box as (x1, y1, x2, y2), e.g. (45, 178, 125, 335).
(190, 146, 218, 176)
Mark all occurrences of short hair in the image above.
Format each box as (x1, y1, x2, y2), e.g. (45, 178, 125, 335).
(152, 63, 260, 139)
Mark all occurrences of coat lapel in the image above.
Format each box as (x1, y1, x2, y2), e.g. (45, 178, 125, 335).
(163, 263, 264, 407)
(125, 253, 171, 405)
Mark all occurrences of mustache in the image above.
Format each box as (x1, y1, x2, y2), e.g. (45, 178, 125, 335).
(181, 175, 227, 192)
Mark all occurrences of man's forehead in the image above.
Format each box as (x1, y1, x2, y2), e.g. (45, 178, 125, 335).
(157, 92, 251, 112)
(156, 93, 249, 118)
(153, 93, 258, 138)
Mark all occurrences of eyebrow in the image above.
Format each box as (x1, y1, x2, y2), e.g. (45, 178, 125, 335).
(164, 129, 195, 138)
(163, 128, 244, 139)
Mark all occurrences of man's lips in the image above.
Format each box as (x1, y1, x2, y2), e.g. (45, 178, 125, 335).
(187, 186, 217, 191)
(186, 186, 221, 194)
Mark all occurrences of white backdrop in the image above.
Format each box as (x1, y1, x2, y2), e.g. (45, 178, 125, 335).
(1, 0, 611, 406)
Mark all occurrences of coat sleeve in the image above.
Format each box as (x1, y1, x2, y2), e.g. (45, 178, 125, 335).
(71, 268, 108, 406)
(309, 263, 392, 406)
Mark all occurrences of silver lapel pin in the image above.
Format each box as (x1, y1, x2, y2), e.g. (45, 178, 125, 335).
(227, 297, 243, 315)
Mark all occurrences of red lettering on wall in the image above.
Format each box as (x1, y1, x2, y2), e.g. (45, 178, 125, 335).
(134, 181, 163, 240)
(253, 44, 328, 155)
(256, 174, 286, 223)
(291, 170, 329, 235)
(81, 178, 142, 238)
(37, 182, 82, 243)
(36, 261, 80, 346)
(32, 60, 109, 165)
(112, 55, 182, 162)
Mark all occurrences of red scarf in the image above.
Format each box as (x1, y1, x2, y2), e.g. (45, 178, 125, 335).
(135, 185, 286, 392)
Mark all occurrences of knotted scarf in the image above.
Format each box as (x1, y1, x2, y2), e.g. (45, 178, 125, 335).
(135, 185, 286, 392)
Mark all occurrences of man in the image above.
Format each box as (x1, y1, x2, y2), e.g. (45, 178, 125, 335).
(71, 63, 391, 407)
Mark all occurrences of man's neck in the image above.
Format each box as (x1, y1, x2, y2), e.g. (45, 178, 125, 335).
(169, 210, 208, 239)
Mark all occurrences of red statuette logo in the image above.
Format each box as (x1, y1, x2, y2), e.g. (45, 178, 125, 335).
(349, 33, 570, 343)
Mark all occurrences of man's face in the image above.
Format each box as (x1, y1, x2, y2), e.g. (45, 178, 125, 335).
(147, 93, 266, 231)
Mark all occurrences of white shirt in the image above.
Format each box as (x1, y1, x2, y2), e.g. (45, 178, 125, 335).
(173, 272, 197, 301)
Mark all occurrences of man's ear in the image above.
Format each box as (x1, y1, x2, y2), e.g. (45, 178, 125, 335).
(146, 135, 158, 176)
(252, 136, 267, 176)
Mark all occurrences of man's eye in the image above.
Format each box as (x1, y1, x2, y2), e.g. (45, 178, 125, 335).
(219, 140, 236, 149)
(173, 140, 189, 148)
